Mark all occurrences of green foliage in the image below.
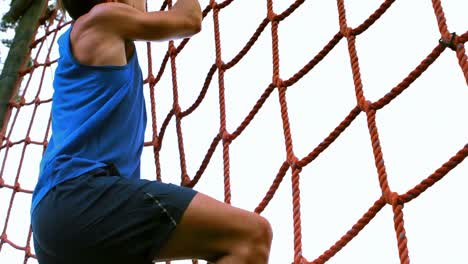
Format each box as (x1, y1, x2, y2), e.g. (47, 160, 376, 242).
(26, 57, 33, 68)
(1, 39, 13, 48)
(1, 1, 19, 48)
(13, 94, 21, 104)
(1, 13, 18, 32)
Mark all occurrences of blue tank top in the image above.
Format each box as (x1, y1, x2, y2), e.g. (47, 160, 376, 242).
(31, 25, 147, 215)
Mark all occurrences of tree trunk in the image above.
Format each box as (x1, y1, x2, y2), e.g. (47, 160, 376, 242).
(0, 0, 48, 134)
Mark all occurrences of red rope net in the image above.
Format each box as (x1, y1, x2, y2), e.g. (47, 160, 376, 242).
(0, 0, 467, 263)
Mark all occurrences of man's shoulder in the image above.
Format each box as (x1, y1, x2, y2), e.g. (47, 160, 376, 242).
(85, 2, 135, 24)
(69, 5, 127, 68)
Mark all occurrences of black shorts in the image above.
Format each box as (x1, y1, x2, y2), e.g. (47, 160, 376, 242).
(31, 166, 197, 264)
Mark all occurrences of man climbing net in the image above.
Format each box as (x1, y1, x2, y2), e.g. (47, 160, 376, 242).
(30, 0, 273, 263)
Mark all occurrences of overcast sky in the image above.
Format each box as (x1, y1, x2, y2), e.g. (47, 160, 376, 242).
(1, 0, 467, 263)
(0, 0, 15, 72)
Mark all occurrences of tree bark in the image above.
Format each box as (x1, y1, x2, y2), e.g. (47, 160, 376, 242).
(0, 0, 48, 133)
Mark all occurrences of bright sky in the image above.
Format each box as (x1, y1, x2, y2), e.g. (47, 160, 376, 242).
(0, 0, 15, 72)
(1, 0, 467, 263)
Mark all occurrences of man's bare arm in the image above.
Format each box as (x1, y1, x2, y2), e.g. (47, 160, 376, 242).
(173, 0, 202, 24)
(90, 0, 202, 42)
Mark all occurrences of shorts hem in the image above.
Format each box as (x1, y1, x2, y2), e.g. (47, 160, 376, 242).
(147, 189, 197, 261)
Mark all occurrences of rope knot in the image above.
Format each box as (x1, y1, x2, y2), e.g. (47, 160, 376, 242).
(210, 0, 218, 10)
(182, 175, 191, 187)
(25, 137, 31, 145)
(216, 59, 225, 69)
(273, 76, 284, 88)
(359, 100, 373, 112)
(289, 157, 302, 172)
(221, 131, 232, 142)
(34, 97, 41, 106)
(148, 75, 156, 86)
(13, 183, 20, 192)
(168, 45, 177, 56)
(19, 68, 31, 76)
(173, 105, 182, 116)
(8, 100, 18, 109)
(341, 27, 354, 38)
(268, 10, 278, 22)
(152, 137, 160, 150)
(30, 40, 40, 49)
(439, 32, 457, 51)
(384, 191, 401, 206)
(0, 178, 4, 186)
(25, 246, 32, 257)
(9, 97, 25, 108)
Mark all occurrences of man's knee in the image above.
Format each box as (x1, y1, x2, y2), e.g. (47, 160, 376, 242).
(253, 216, 273, 246)
(253, 216, 273, 262)
(235, 215, 273, 262)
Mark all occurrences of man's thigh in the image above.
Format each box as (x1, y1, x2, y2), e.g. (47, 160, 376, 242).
(153, 192, 265, 263)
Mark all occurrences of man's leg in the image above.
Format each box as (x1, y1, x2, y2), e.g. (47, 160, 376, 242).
(153, 192, 273, 263)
